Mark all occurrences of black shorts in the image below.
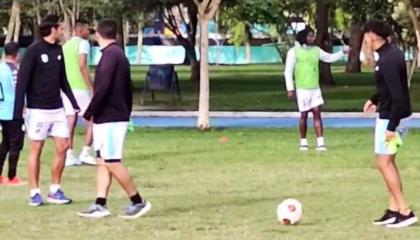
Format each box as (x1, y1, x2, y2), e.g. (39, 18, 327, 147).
(0, 120, 24, 151)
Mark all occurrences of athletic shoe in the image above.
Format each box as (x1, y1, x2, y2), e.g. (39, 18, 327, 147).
(299, 145, 309, 151)
(373, 209, 399, 226)
(5, 176, 27, 186)
(65, 151, 81, 167)
(79, 153, 97, 166)
(29, 193, 44, 207)
(0, 176, 4, 184)
(386, 211, 418, 228)
(47, 189, 72, 204)
(316, 145, 327, 151)
(119, 201, 152, 219)
(77, 204, 111, 218)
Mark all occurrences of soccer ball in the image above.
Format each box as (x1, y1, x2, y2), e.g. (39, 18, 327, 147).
(277, 198, 303, 225)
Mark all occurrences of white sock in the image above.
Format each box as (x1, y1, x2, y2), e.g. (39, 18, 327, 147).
(317, 137, 325, 146)
(81, 146, 90, 155)
(50, 184, 61, 194)
(66, 149, 73, 156)
(300, 139, 308, 146)
(30, 188, 41, 197)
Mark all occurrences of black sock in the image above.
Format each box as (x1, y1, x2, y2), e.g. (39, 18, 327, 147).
(7, 151, 19, 180)
(95, 197, 107, 207)
(130, 193, 143, 204)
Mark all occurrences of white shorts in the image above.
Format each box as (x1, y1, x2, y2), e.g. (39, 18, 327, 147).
(25, 108, 70, 141)
(62, 90, 92, 116)
(375, 118, 410, 155)
(296, 88, 324, 112)
(93, 122, 128, 161)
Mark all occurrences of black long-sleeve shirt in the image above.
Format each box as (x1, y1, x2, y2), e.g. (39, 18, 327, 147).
(14, 39, 79, 119)
(83, 43, 133, 123)
(369, 43, 411, 131)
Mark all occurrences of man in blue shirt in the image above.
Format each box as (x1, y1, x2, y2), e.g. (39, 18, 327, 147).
(0, 42, 25, 186)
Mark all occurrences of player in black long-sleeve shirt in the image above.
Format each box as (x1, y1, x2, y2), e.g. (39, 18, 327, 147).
(16, 15, 80, 207)
(362, 21, 417, 228)
(77, 20, 151, 219)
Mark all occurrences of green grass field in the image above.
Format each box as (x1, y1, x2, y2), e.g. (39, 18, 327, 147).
(131, 64, 420, 112)
(2, 128, 420, 239)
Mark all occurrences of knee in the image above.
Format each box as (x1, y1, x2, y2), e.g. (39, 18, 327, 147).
(376, 158, 391, 169)
(56, 141, 69, 154)
(301, 113, 308, 120)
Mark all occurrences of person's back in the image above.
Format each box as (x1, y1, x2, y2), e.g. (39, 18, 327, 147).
(0, 62, 15, 121)
(0, 42, 26, 186)
(89, 43, 132, 123)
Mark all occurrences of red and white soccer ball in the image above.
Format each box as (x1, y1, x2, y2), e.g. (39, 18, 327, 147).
(277, 198, 303, 225)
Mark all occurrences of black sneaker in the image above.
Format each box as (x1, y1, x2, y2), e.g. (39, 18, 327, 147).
(373, 209, 399, 226)
(386, 211, 418, 228)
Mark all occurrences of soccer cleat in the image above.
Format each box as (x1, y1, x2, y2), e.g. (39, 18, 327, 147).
(77, 204, 111, 218)
(5, 176, 27, 186)
(386, 211, 418, 228)
(299, 145, 309, 151)
(29, 193, 44, 207)
(373, 209, 399, 226)
(79, 153, 97, 166)
(119, 201, 152, 219)
(47, 189, 72, 204)
(65, 152, 82, 167)
(316, 145, 327, 151)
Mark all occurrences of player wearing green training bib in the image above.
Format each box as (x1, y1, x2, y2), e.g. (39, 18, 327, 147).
(284, 27, 348, 151)
(62, 20, 96, 167)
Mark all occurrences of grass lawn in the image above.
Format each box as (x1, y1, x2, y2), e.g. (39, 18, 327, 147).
(1, 128, 420, 239)
(131, 64, 420, 112)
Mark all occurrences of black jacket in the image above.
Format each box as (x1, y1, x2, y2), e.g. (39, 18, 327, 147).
(84, 43, 133, 123)
(370, 43, 411, 131)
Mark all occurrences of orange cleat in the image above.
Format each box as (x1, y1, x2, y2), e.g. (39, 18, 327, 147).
(5, 176, 27, 186)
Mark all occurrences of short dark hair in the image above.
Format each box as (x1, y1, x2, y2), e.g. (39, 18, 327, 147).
(97, 20, 117, 40)
(4, 42, 19, 56)
(75, 19, 89, 28)
(296, 27, 314, 45)
(39, 14, 61, 37)
(363, 20, 393, 40)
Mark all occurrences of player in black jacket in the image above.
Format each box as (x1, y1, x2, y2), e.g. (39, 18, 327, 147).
(363, 20, 417, 228)
(15, 15, 80, 206)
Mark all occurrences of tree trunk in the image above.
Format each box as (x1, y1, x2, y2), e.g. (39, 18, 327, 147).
(197, 18, 210, 130)
(13, 0, 20, 43)
(5, 0, 19, 44)
(181, 38, 200, 82)
(59, 0, 72, 41)
(315, 0, 335, 86)
(136, 15, 143, 64)
(245, 24, 251, 64)
(117, 16, 125, 51)
(124, 20, 130, 46)
(188, 7, 199, 82)
(408, 4, 420, 67)
(346, 22, 363, 73)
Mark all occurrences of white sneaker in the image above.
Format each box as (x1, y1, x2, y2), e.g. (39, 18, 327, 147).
(299, 145, 309, 151)
(65, 151, 81, 167)
(316, 145, 327, 151)
(79, 153, 97, 166)
(77, 204, 111, 218)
